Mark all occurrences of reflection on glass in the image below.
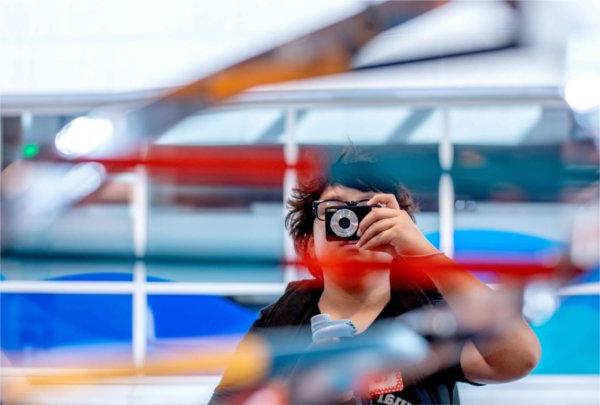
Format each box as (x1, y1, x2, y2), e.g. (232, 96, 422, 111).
(294, 107, 415, 144)
(156, 108, 284, 145)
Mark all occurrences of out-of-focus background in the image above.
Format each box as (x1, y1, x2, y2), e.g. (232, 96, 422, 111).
(1, 1, 599, 404)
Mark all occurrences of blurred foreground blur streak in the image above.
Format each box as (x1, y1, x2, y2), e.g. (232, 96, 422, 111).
(1, 0, 599, 404)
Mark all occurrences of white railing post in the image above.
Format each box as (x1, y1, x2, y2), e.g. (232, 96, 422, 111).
(438, 107, 455, 258)
(131, 164, 149, 369)
(283, 108, 299, 283)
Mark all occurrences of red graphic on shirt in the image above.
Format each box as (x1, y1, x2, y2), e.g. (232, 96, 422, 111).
(366, 371, 404, 397)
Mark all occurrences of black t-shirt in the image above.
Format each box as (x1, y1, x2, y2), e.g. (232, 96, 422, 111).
(210, 278, 479, 404)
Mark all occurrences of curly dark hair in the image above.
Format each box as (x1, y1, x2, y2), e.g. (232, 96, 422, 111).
(285, 150, 419, 279)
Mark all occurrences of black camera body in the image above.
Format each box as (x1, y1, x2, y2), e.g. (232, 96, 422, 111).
(325, 205, 373, 241)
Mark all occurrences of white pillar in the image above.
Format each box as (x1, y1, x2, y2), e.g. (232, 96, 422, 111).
(131, 163, 149, 369)
(283, 109, 299, 283)
(438, 108, 455, 258)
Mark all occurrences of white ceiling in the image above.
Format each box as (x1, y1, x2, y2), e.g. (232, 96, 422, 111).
(0, 0, 597, 95)
(0, 0, 364, 94)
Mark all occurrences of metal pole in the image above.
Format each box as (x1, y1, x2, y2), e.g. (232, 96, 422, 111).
(438, 107, 455, 258)
(131, 163, 149, 369)
(283, 108, 299, 283)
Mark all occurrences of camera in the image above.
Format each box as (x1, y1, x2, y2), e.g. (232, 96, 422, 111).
(325, 205, 373, 241)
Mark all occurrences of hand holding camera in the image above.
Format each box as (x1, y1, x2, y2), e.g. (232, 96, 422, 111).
(356, 194, 439, 257)
(315, 193, 437, 257)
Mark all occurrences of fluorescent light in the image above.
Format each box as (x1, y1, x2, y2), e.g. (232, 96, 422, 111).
(564, 71, 600, 112)
(55, 117, 114, 157)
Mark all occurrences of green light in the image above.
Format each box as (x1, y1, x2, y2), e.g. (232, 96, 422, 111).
(23, 143, 40, 159)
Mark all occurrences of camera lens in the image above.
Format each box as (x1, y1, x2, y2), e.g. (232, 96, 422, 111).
(339, 217, 351, 229)
(330, 208, 359, 238)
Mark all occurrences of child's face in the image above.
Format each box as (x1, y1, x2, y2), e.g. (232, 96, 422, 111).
(311, 185, 394, 278)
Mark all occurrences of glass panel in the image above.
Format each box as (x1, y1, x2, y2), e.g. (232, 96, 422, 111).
(146, 201, 285, 262)
(1, 294, 132, 367)
(3, 204, 134, 258)
(144, 142, 287, 283)
(454, 202, 577, 258)
(448, 106, 572, 145)
(408, 106, 572, 145)
(156, 108, 285, 145)
(452, 133, 598, 267)
(452, 142, 598, 203)
(450, 105, 543, 145)
(406, 109, 443, 144)
(453, 146, 555, 202)
(294, 107, 415, 144)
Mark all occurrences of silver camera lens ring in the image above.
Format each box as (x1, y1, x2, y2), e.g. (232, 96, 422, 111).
(330, 209, 359, 238)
